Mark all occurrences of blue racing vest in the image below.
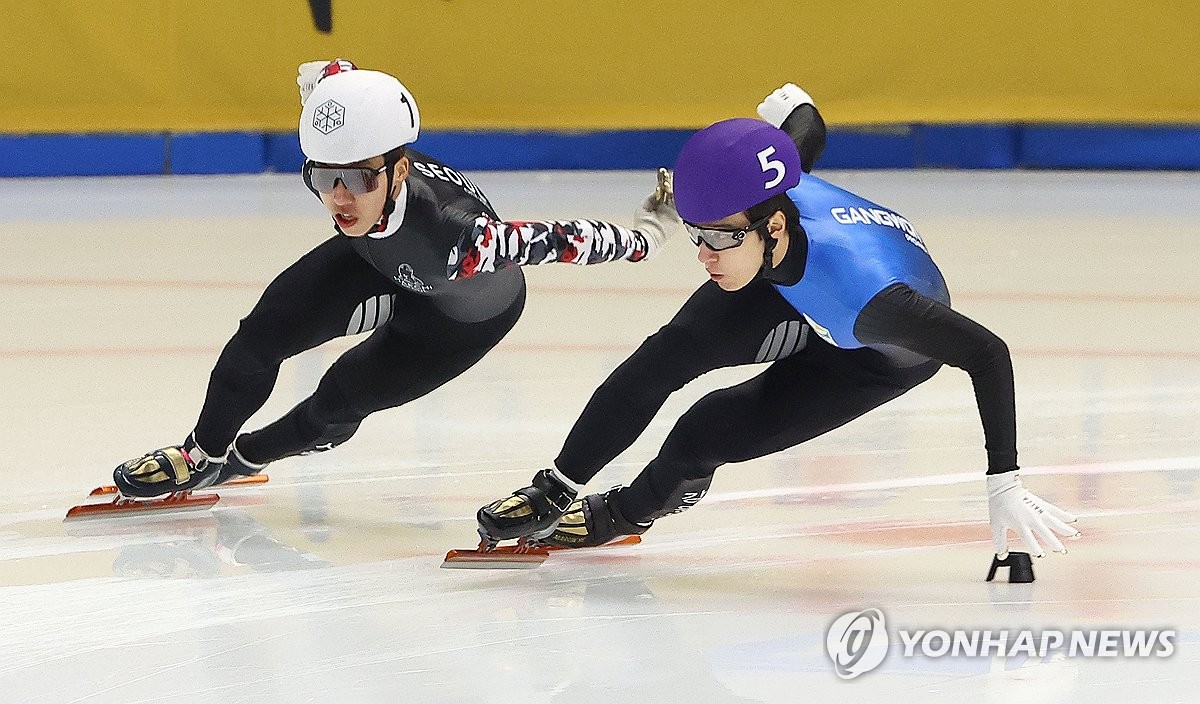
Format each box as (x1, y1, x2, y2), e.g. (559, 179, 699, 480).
(774, 175, 950, 348)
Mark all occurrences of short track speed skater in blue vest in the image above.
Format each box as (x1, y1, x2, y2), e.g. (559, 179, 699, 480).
(454, 83, 1081, 573)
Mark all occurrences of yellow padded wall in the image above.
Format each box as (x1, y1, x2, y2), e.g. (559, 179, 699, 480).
(2, 1, 1196, 133)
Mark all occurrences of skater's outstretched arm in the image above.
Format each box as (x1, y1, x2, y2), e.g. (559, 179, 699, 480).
(450, 217, 648, 279)
(756, 83, 826, 173)
(854, 284, 1016, 473)
(448, 174, 679, 280)
(854, 283, 1080, 558)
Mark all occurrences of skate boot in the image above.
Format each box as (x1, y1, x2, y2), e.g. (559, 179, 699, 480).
(112, 434, 227, 498)
(213, 437, 269, 486)
(542, 486, 652, 549)
(477, 469, 578, 544)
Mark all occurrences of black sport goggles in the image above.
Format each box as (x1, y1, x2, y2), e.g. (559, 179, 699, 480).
(302, 162, 388, 196)
(683, 215, 771, 251)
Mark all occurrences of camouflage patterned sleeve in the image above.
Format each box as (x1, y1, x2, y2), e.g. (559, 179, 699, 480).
(448, 216, 651, 281)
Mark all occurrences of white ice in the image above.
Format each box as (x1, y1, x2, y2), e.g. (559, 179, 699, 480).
(1, 169, 1198, 703)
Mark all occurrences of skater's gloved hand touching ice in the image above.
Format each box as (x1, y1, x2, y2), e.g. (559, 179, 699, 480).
(987, 471, 1080, 558)
(633, 168, 681, 260)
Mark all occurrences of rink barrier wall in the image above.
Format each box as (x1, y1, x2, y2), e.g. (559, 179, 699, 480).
(7, 4, 1199, 132)
(2, 125, 1200, 177)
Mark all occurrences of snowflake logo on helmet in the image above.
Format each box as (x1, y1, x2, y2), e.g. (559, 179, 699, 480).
(312, 99, 346, 135)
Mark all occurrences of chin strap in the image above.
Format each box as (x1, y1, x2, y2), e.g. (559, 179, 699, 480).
(365, 157, 404, 235)
(362, 175, 398, 236)
(757, 227, 779, 279)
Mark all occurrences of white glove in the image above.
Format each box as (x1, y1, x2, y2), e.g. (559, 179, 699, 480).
(632, 168, 680, 260)
(987, 472, 1080, 558)
(297, 59, 356, 105)
(297, 61, 328, 106)
(756, 83, 815, 129)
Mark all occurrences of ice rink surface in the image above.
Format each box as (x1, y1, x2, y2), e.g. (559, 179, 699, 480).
(1, 169, 1198, 703)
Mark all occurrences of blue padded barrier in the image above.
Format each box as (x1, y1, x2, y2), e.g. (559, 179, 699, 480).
(3, 125, 1199, 177)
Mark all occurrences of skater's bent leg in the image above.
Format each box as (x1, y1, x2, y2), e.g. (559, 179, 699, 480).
(240, 294, 524, 463)
(616, 351, 941, 522)
(235, 369, 365, 464)
(553, 324, 712, 482)
(616, 390, 737, 522)
(191, 323, 287, 456)
(190, 236, 395, 456)
(481, 281, 806, 542)
(555, 280, 801, 484)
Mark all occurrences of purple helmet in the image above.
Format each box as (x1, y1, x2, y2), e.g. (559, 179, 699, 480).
(673, 118, 802, 224)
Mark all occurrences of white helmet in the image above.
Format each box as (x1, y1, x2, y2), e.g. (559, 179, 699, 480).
(299, 69, 420, 165)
